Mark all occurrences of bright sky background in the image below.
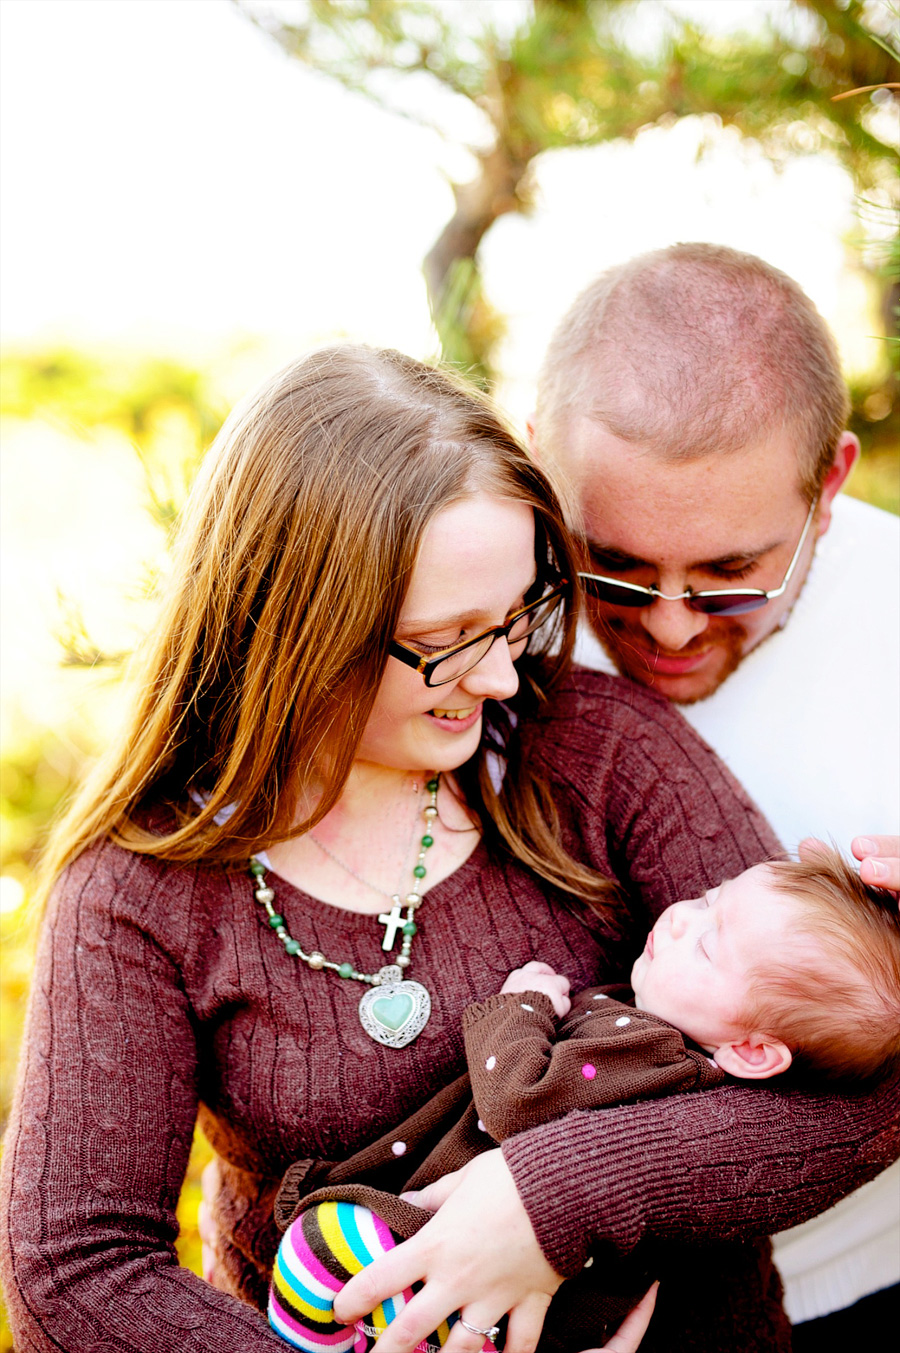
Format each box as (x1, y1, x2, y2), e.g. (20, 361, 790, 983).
(0, 0, 890, 793)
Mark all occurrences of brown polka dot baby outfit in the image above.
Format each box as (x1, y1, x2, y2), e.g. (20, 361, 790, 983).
(274, 985, 725, 1351)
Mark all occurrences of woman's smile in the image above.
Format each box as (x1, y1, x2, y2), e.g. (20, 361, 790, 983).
(427, 703, 481, 728)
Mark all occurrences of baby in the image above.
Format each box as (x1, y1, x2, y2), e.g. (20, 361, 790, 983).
(269, 850, 900, 1353)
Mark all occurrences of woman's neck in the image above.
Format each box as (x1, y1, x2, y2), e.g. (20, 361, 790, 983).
(330, 761, 427, 818)
(263, 762, 480, 913)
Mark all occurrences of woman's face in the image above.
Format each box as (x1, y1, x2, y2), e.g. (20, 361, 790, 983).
(355, 494, 538, 776)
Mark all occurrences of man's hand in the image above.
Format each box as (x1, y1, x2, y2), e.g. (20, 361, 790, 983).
(799, 835, 900, 899)
(332, 1150, 563, 1353)
(851, 835, 900, 896)
(501, 961, 572, 1018)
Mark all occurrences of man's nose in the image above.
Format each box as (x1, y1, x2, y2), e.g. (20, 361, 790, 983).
(639, 596, 710, 652)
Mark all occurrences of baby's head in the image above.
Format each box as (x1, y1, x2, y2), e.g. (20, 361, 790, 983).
(631, 850, 900, 1084)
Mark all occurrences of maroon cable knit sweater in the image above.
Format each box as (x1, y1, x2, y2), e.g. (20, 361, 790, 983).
(2, 670, 898, 1353)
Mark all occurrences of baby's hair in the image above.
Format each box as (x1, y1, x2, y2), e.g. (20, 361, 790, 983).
(744, 850, 900, 1083)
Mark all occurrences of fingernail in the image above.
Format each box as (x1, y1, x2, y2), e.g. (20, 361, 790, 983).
(856, 837, 877, 853)
(400, 1190, 419, 1202)
(868, 859, 888, 880)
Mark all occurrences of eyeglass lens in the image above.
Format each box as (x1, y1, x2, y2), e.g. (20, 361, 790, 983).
(428, 592, 563, 685)
(579, 575, 770, 617)
(689, 592, 769, 616)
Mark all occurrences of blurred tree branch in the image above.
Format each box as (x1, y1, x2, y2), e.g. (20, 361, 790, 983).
(235, 0, 898, 386)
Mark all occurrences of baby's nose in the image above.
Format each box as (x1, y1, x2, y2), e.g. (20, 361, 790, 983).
(668, 903, 691, 939)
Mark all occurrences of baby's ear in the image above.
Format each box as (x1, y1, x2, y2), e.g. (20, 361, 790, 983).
(713, 1036, 792, 1080)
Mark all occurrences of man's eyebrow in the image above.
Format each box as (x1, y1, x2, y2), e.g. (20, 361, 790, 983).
(584, 542, 647, 566)
(704, 545, 783, 567)
(585, 538, 785, 570)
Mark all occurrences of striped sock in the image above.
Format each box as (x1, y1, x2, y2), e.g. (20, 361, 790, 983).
(268, 1201, 462, 1353)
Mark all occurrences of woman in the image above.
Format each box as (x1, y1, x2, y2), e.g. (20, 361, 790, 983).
(0, 348, 895, 1353)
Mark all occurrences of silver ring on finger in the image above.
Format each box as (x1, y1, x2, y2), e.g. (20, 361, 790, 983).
(459, 1319, 501, 1342)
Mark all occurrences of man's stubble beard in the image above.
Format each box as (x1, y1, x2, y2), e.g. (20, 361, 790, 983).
(591, 615, 744, 704)
(589, 595, 804, 705)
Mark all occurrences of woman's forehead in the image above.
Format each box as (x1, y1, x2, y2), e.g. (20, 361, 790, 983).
(401, 497, 537, 622)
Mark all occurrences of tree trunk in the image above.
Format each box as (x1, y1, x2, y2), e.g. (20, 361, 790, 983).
(423, 143, 533, 387)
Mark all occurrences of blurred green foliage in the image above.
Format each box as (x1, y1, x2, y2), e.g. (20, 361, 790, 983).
(0, 349, 227, 544)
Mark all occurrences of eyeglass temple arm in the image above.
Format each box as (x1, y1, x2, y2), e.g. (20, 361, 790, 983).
(762, 496, 818, 600)
(663, 497, 818, 602)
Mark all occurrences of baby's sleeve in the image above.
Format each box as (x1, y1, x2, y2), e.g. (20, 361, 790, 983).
(462, 990, 718, 1141)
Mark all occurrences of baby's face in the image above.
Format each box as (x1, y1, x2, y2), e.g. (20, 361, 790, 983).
(630, 864, 803, 1054)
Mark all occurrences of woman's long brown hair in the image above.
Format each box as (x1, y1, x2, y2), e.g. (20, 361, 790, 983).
(39, 347, 615, 909)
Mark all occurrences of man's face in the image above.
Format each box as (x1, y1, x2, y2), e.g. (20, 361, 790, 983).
(566, 419, 822, 704)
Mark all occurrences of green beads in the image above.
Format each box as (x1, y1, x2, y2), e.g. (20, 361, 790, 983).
(249, 771, 439, 998)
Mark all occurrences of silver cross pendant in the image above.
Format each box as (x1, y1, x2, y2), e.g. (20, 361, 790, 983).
(377, 897, 405, 951)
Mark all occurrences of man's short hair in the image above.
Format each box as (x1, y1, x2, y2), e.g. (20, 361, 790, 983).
(745, 851, 900, 1083)
(536, 243, 849, 501)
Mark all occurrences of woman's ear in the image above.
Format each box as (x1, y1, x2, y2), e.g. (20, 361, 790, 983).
(713, 1036, 793, 1080)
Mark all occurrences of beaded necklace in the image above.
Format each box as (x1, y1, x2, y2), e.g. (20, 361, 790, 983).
(248, 776, 439, 1049)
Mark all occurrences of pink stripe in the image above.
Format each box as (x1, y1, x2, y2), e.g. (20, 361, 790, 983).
(370, 1211, 398, 1256)
(286, 1218, 343, 1292)
(367, 1212, 416, 1305)
(270, 1295, 355, 1347)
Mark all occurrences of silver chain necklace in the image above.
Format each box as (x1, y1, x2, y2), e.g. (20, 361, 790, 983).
(307, 779, 424, 906)
(249, 775, 439, 1049)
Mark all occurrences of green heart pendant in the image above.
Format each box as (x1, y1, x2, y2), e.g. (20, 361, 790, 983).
(358, 966, 431, 1048)
(372, 992, 415, 1031)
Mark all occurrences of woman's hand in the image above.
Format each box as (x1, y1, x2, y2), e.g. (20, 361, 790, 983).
(332, 1150, 564, 1353)
(583, 1283, 659, 1353)
(198, 1158, 222, 1286)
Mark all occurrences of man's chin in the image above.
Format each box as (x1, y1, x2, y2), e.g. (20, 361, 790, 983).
(637, 663, 739, 705)
(599, 633, 744, 705)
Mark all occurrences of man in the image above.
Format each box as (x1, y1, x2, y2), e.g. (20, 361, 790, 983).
(530, 242, 899, 1345)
